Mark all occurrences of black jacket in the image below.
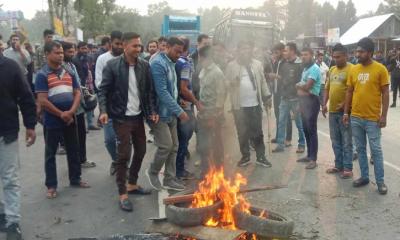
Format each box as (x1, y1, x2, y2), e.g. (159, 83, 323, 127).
(280, 57, 303, 100)
(98, 55, 157, 120)
(0, 55, 36, 142)
(72, 53, 90, 86)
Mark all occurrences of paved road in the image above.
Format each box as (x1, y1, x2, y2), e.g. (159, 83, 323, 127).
(2, 103, 400, 240)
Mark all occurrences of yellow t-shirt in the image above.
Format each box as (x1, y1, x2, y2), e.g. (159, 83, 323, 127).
(347, 61, 389, 121)
(326, 63, 352, 113)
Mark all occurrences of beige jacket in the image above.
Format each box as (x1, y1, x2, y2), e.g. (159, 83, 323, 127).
(225, 59, 271, 111)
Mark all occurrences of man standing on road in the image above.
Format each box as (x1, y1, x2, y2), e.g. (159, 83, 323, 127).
(296, 48, 321, 170)
(388, 48, 400, 108)
(35, 29, 54, 71)
(316, 52, 330, 105)
(0, 48, 37, 240)
(3, 34, 31, 78)
(322, 44, 353, 179)
(272, 42, 305, 154)
(226, 40, 272, 168)
(98, 32, 158, 211)
(197, 45, 226, 176)
(147, 37, 189, 191)
(343, 37, 389, 195)
(95, 31, 124, 175)
(35, 41, 90, 199)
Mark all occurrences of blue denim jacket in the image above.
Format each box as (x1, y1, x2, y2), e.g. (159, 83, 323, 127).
(150, 52, 184, 122)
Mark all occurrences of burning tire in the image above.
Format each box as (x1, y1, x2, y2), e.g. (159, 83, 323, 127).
(166, 200, 223, 227)
(233, 205, 294, 239)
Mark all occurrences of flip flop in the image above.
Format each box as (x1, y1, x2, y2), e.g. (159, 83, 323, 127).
(326, 167, 341, 174)
(46, 188, 57, 199)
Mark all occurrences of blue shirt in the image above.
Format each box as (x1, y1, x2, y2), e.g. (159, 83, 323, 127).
(35, 64, 79, 128)
(176, 56, 194, 111)
(300, 63, 321, 96)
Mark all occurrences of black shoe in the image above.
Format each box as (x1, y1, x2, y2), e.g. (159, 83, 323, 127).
(256, 157, 272, 168)
(177, 170, 195, 180)
(119, 198, 133, 212)
(353, 178, 370, 188)
(390, 103, 396, 108)
(377, 182, 388, 195)
(127, 186, 152, 195)
(6, 223, 22, 240)
(88, 125, 101, 130)
(237, 157, 251, 167)
(0, 214, 6, 232)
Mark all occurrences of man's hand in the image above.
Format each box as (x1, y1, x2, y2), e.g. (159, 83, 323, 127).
(60, 111, 73, 123)
(99, 113, 109, 125)
(25, 129, 36, 147)
(342, 114, 350, 127)
(379, 115, 387, 128)
(14, 42, 21, 51)
(322, 105, 328, 118)
(149, 114, 159, 124)
(179, 111, 189, 122)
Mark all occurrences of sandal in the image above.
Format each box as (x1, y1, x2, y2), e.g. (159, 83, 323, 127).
(326, 167, 341, 174)
(340, 169, 353, 179)
(70, 181, 91, 188)
(46, 188, 57, 199)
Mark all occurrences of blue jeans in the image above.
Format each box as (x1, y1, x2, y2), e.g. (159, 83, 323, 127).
(351, 116, 384, 183)
(103, 119, 117, 161)
(0, 138, 20, 225)
(176, 110, 195, 178)
(276, 99, 305, 149)
(329, 112, 353, 170)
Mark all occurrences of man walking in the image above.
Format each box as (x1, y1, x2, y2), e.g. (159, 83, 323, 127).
(225, 40, 272, 168)
(0, 47, 37, 240)
(95, 31, 124, 175)
(296, 48, 321, 169)
(343, 37, 389, 195)
(322, 44, 353, 179)
(388, 48, 400, 107)
(3, 34, 31, 78)
(147, 37, 189, 191)
(35, 41, 90, 199)
(99, 32, 158, 211)
(272, 42, 305, 154)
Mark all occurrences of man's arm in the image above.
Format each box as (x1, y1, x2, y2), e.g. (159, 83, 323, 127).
(95, 55, 105, 88)
(98, 62, 114, 115)
(15, 64, 36, 130)
(379, 85, 389, 128)
(69, 89, 81, 114)
(37, 93, 63, 117)
(342, 86, 354, 126)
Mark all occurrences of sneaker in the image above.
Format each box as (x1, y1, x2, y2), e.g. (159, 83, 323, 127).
(56, 146, 66, 155)
(146, 169, 162, 191)
(81, 161, 96, 168)
(237, 157, 251, 167)
(352, 153, 358, 161)
(256, 157, 272, 168)
(0, 214, 6, 232)
(109, 162, 117, 176)
(296, 157, 310, 163)
(353, 177, 370, 188)
(88, 125, 101, 130)
(305, 161, 317, 169)
(119, 198, 133, 212)
(163, 179, 185, 191)
(377, 182, 388, 195)
(177, 170, 195, 180)
(390, 103, 396, 108)
(6, 223, 22, 240)
(272, 146, 284, 153)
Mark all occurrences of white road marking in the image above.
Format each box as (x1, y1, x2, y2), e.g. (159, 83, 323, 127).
(318, 130, 400, 173)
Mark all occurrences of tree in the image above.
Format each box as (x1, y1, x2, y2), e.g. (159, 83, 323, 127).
(74, 0, 116, 39)
(384, 0, 400, 15)
(199, 6, 225, 33)
(343, 0, 357, 32)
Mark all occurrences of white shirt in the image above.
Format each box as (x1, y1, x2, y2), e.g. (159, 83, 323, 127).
(95, 51, 118, 88)
(126, 66, 141, 116)
(239, 68, 259, 107)
(318, 61, 329, 85)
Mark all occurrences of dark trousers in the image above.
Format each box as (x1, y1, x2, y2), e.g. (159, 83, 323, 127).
(198, 114, 224, 177)
(113, 118, 146, 195)
(44, 123, 81, 188)
(273, 94, 292, 141)
(392, 77, 400, 104)
(76, 113, 87, 163)
(233, 106, 265, 159)
(176, 110, 195, 178)
(299, 95, 320, 161)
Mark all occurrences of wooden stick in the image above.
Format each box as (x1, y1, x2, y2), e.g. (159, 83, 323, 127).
(163, 184, 288, 205)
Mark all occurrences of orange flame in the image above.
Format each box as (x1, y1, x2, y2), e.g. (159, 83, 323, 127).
(190, 166, 251, 229)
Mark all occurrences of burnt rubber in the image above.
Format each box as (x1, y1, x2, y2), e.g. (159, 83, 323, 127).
(233, 205, 294, 239)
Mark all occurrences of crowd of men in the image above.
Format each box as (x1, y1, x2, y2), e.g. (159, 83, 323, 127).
(0, 27, 397, 239)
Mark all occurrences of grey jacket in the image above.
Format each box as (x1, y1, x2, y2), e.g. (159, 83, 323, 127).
(225, 59, 271, 110)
